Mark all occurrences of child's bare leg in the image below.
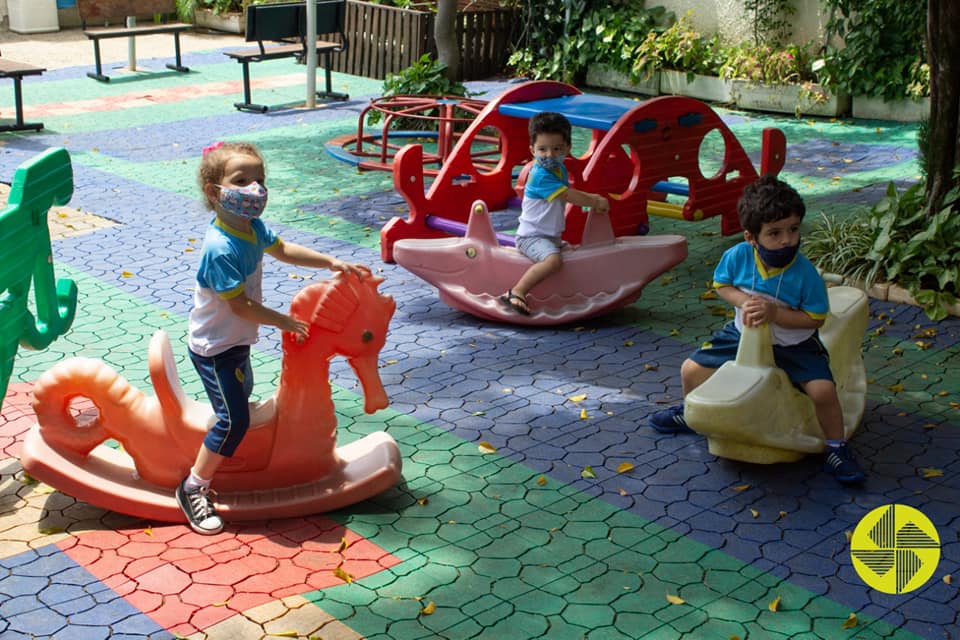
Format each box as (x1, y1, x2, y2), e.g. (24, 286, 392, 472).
(193, 446, 226, 481)
(513, 253, 562, 299)
(801, 379, 844, 440)
(680, 358, 716, 396)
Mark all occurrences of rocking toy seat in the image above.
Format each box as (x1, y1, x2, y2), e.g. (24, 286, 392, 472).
(683, 286, 869, 464)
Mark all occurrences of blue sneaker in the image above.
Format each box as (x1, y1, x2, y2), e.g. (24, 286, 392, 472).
(824, 445, 866, 485)
(649, 405, 693, 434)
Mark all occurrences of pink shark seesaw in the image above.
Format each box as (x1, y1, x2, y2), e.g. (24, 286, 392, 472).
(393, 200, 687, 325)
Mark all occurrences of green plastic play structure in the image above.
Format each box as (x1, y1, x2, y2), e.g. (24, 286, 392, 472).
(0, 147, 78, 406)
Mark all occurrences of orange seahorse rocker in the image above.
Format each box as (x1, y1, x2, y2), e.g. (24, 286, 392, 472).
(20, 272, 402, 523)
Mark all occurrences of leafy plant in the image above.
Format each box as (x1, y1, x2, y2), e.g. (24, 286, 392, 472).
(819, 0, 927, 101)
(806, 177, 960, 321)
(633, 13, 726, 82)
(507, 0, 672, 83)
(366, 54, 472, 129)
(719, 42, 818, 86)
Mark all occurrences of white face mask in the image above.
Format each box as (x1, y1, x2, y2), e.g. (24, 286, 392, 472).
(217, 182, 268, 219)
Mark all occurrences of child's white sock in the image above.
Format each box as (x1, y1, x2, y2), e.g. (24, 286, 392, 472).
(825, 438, 845, 450)
(184, 471, 211, 492)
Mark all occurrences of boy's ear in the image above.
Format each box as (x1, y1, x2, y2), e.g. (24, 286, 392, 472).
(743, 229, 756, 244)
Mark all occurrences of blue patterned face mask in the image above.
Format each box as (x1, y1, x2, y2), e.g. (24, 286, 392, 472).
(536, 155, 566, 172)
(217, 182, 268, 219)
(756, 240, 799, 268)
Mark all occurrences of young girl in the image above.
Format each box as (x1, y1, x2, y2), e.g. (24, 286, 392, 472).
(178, 141, 367, 534)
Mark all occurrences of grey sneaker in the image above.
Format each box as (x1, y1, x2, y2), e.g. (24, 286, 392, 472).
(176, 477, 224, 535)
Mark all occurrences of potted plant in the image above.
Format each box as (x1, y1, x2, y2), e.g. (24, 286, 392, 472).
(719, 42, 850, 117)
(176, 0, 248, 33)
(632, 12, 731, 103)
(581, 2, 674, 97)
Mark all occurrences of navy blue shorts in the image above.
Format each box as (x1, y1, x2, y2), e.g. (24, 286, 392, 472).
(189, 345, 254, 457)
(689, 323, 833, 384)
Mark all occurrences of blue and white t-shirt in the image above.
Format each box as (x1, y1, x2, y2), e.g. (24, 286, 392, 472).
(713, 241, 828, 346)
(188, 217, 280, 357)
(517, 162, 569, 238)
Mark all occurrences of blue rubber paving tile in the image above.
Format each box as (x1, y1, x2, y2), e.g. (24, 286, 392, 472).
(0, 546, 171, 639)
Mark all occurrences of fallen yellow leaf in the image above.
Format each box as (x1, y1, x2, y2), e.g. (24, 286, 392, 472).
(768, 595, 781, 612)
(273, 632, 299, 638)
(144, 526, 153, 536)
(618, 488, 628, 496)
(841, 612, 858, 629)
(338, 536, 349, 552)
(623, 340, 634, 347)
(616, 462, 635, 474)
(333, 567, 353, 584)
(417, 497, 429, 506)
(569, 394, 587, 402)
(537, 476, 547, 486)
(844, 530, 852, 542)
(700, 290, 718, 300)
(701, 341, 713, 349)
(211, 600, 229, 607)
(39, 527, 64, 535)
(943, 574, 952, 585)
(666, 593, 685, 605)
(478, 441, 497, 454)
(580, 408, 589, 419)
(750, 509, 759, 519)
(920, 467, 944, 478)
(581, 466, 596, 479)
(644, 364, 658, 371)
(731, 484, 751, 492)
(888, 383, 904, 393)
(421, 601, 436, 615)
(121, 271, 134, 278)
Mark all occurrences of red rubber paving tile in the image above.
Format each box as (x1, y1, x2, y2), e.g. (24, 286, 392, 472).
(58, 519, 400, 636)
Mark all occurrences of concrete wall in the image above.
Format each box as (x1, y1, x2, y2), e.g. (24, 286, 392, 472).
(654, 0, 830, 46)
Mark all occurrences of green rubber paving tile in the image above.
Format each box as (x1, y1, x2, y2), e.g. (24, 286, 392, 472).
(305, 422, 926, 640)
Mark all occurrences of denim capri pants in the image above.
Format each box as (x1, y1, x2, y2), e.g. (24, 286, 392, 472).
(189, 344, 254, 457)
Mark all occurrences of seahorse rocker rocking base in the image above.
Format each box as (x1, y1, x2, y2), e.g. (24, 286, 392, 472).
(21, 274, 403, 523)
(683, 286, 869, 464)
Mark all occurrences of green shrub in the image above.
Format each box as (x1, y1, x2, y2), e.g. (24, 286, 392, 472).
(632, 13, 726, 82)
(806, 178, 960, 321)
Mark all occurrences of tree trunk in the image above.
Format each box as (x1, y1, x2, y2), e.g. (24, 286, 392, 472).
(435, 0, 460, 82)
(926, 0, 960, 213)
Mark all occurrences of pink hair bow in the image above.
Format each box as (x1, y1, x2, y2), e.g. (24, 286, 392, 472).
(202, 141, 224, 157)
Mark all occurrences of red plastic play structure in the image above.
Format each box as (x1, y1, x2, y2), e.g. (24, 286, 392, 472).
(380, 80, 786, 262)
(21, 273, 402, 523)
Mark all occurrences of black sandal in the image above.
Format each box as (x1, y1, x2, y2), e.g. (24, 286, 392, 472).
(499, 290, 531, 316)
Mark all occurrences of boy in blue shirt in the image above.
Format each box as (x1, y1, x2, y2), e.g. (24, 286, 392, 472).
(499, 111, 609, 315)
(650, 176, 865, 485)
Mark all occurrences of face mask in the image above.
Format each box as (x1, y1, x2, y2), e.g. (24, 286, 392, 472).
(756, 240, 799, 268)
(536, 155, 565, 172)
(217, 182, 268, 219)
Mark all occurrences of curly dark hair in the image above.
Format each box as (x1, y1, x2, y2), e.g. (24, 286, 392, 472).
(737, 175, 806, 236)
(528, 111, 572, 146)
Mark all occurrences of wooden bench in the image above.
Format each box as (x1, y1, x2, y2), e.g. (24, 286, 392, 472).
(225, 0, 348, 113)
(0, 55, 45, 133)
(77, 0, 191, 82)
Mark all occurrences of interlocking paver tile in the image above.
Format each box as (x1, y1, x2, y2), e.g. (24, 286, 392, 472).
(1, 30, 957, 640)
